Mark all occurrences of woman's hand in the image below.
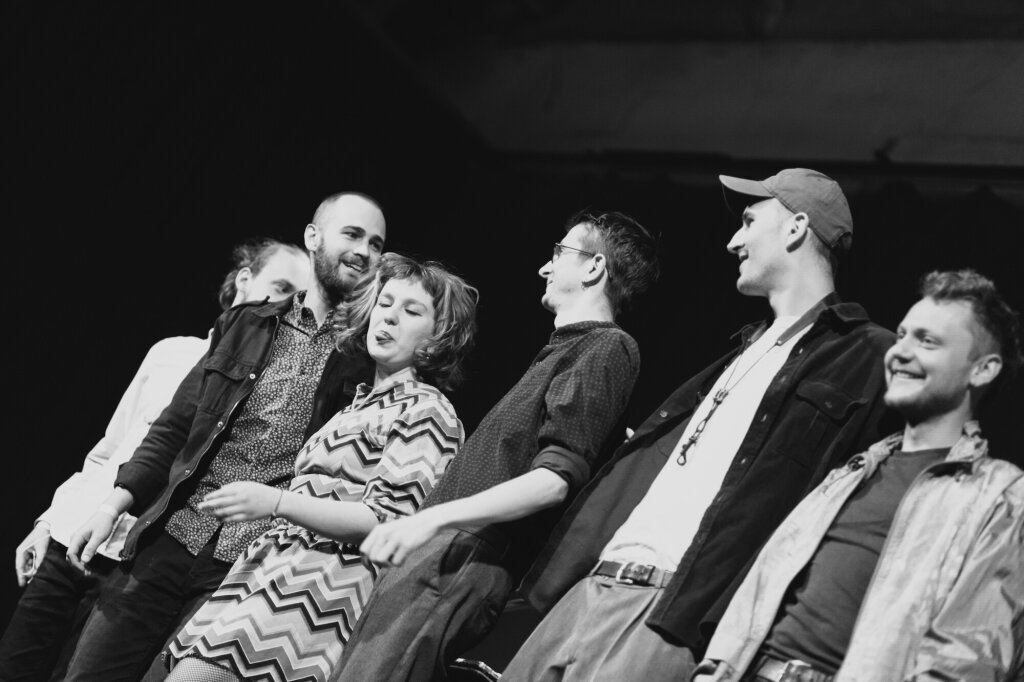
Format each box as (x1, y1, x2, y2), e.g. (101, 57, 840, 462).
(199, 482, 282, 523)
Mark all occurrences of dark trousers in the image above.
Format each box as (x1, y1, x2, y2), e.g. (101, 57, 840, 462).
(333, 528, 515, 682)
(0, 541, 115, 682)
(62, 531, 231, 682)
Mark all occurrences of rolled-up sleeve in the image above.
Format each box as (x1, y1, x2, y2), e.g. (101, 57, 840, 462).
(531, 331, 640, 494)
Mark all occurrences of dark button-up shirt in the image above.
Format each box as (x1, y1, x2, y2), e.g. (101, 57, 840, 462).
(165, 294, 337, 560)
(423, 321, 640, 566)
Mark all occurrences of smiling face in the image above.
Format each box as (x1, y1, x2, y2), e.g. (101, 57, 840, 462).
(307, 195, 386, 305)
(538, 223, 595, 313)
(726, 198, 791, 297)
(367, 277, 437, 379)
(884, 297, 992, 424)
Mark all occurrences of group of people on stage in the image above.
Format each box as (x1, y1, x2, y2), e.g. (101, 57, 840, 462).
(3, 170, 1022, 682)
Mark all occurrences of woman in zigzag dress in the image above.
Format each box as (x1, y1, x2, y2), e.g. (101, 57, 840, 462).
(165, 254, 479, 682)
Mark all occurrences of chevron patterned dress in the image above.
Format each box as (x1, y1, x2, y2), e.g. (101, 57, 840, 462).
(167, 369, 463, 682)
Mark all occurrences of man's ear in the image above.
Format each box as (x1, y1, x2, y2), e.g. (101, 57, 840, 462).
(785, 212, 810, 251)
(582, 253, 607, 288)
(970, 353, 1003, 389)
(234, 267, 253, 299)
(303, 223, 320, 251)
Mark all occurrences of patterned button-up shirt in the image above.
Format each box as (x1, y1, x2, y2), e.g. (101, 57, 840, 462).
(165, 293, 338, 561)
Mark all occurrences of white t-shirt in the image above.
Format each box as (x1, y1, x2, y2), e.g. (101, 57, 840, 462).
(38, 334, 210, 559)
(600, 316, 811, 570)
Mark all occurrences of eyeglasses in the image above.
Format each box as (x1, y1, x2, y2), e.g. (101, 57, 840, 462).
(552, 242, 596, 261)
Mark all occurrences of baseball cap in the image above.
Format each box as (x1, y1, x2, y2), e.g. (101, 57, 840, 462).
(718, 168, 853, 254)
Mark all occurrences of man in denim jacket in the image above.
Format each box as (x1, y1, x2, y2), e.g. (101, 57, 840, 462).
(696, 269, 1023, 682)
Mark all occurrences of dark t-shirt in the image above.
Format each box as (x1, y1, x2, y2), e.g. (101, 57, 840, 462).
(763, 447, 949, 673)
(423, 321, 640, 560)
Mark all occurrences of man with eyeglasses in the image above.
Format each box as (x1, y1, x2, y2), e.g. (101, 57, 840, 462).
(333, 210, 660, 682)
(500, 169, 896, 681)
(59, 192, 386, 682)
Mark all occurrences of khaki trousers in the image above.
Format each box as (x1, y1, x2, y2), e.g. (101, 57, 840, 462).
(502, 574, 695, 682)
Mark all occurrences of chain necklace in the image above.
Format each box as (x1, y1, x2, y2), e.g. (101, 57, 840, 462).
(675, 318, 810, 466)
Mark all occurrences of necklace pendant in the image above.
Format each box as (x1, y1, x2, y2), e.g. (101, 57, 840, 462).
(713, 388, 728, 405)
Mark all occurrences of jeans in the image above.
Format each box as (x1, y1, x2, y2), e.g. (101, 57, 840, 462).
(0, 541, 115, 682)
(62, 531, 231, 682)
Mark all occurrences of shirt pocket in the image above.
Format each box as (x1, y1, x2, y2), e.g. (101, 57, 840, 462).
(786, 380, 865, 468)
(196, 351, 255, 417)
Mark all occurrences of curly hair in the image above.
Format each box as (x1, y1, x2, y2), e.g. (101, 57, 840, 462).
(566, 209, 660, 317)
(335, 253, 479, 391)
(218, 238, 307, 310)
(920, 268, 1023, 400)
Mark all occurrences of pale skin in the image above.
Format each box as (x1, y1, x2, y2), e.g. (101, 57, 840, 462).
(65, 195, 386, 576)
(360, 224, 612, 568)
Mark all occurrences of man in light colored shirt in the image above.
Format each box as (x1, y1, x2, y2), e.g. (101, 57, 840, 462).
(505, 169, 895, 681)
(0, 237, 309, 682)
(696, 269, 1023, 682)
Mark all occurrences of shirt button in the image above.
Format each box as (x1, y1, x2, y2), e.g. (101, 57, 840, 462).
(217, 421, 224, 428)
(739, 457, 749, 465)
(760, 414, 768, 423)
(184, 468, 191, 474)
(249, 373, 256, 380)
(659, 410, 669, 418)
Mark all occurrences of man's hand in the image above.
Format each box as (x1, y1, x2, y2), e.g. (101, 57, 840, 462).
(360, 511, 443, 567)
(198, 481, 280, 523)
(15, 523, 51, 586)
(66, 513, 116, 576)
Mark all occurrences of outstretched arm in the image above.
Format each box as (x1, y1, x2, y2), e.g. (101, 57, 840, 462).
(199, 482, 378, 544)
(361, 468, 568, 566)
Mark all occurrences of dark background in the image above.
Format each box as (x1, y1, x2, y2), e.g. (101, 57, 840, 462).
(5, 0, 1022, 641)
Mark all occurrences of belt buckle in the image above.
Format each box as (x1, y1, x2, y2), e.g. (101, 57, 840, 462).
(613, 561, 654, 586)
(780, 659, 819, 682)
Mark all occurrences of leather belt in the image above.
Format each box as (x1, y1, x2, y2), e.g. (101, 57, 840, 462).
(590, 560, 674, 587)
(750, 654, 833, 682)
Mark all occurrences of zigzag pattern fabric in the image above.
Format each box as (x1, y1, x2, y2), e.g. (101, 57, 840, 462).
(168, 371, 463, 682)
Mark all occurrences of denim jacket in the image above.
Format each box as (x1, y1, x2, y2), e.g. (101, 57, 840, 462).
(114, 295, 370, 561)
(699, 421, 1024, 681)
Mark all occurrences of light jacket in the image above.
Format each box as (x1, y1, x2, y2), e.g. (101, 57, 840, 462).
(700, 421, 1024, 681)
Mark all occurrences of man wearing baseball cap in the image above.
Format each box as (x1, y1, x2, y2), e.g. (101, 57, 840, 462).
(501, 169, 896, 681)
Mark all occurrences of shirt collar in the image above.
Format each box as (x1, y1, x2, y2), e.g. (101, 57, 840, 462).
(354, 366, 418, 404)
(549, 320, 619, 345)
(732, 292, 868, 347)
(861, 420, 988, 476)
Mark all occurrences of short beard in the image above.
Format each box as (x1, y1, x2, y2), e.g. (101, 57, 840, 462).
(884, 388, 963, 427)
(313, 244, 356, 307)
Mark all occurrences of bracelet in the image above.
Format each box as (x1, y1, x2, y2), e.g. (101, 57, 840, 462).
(271, 489, 285, 518)
(96, 503, 121, 519)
